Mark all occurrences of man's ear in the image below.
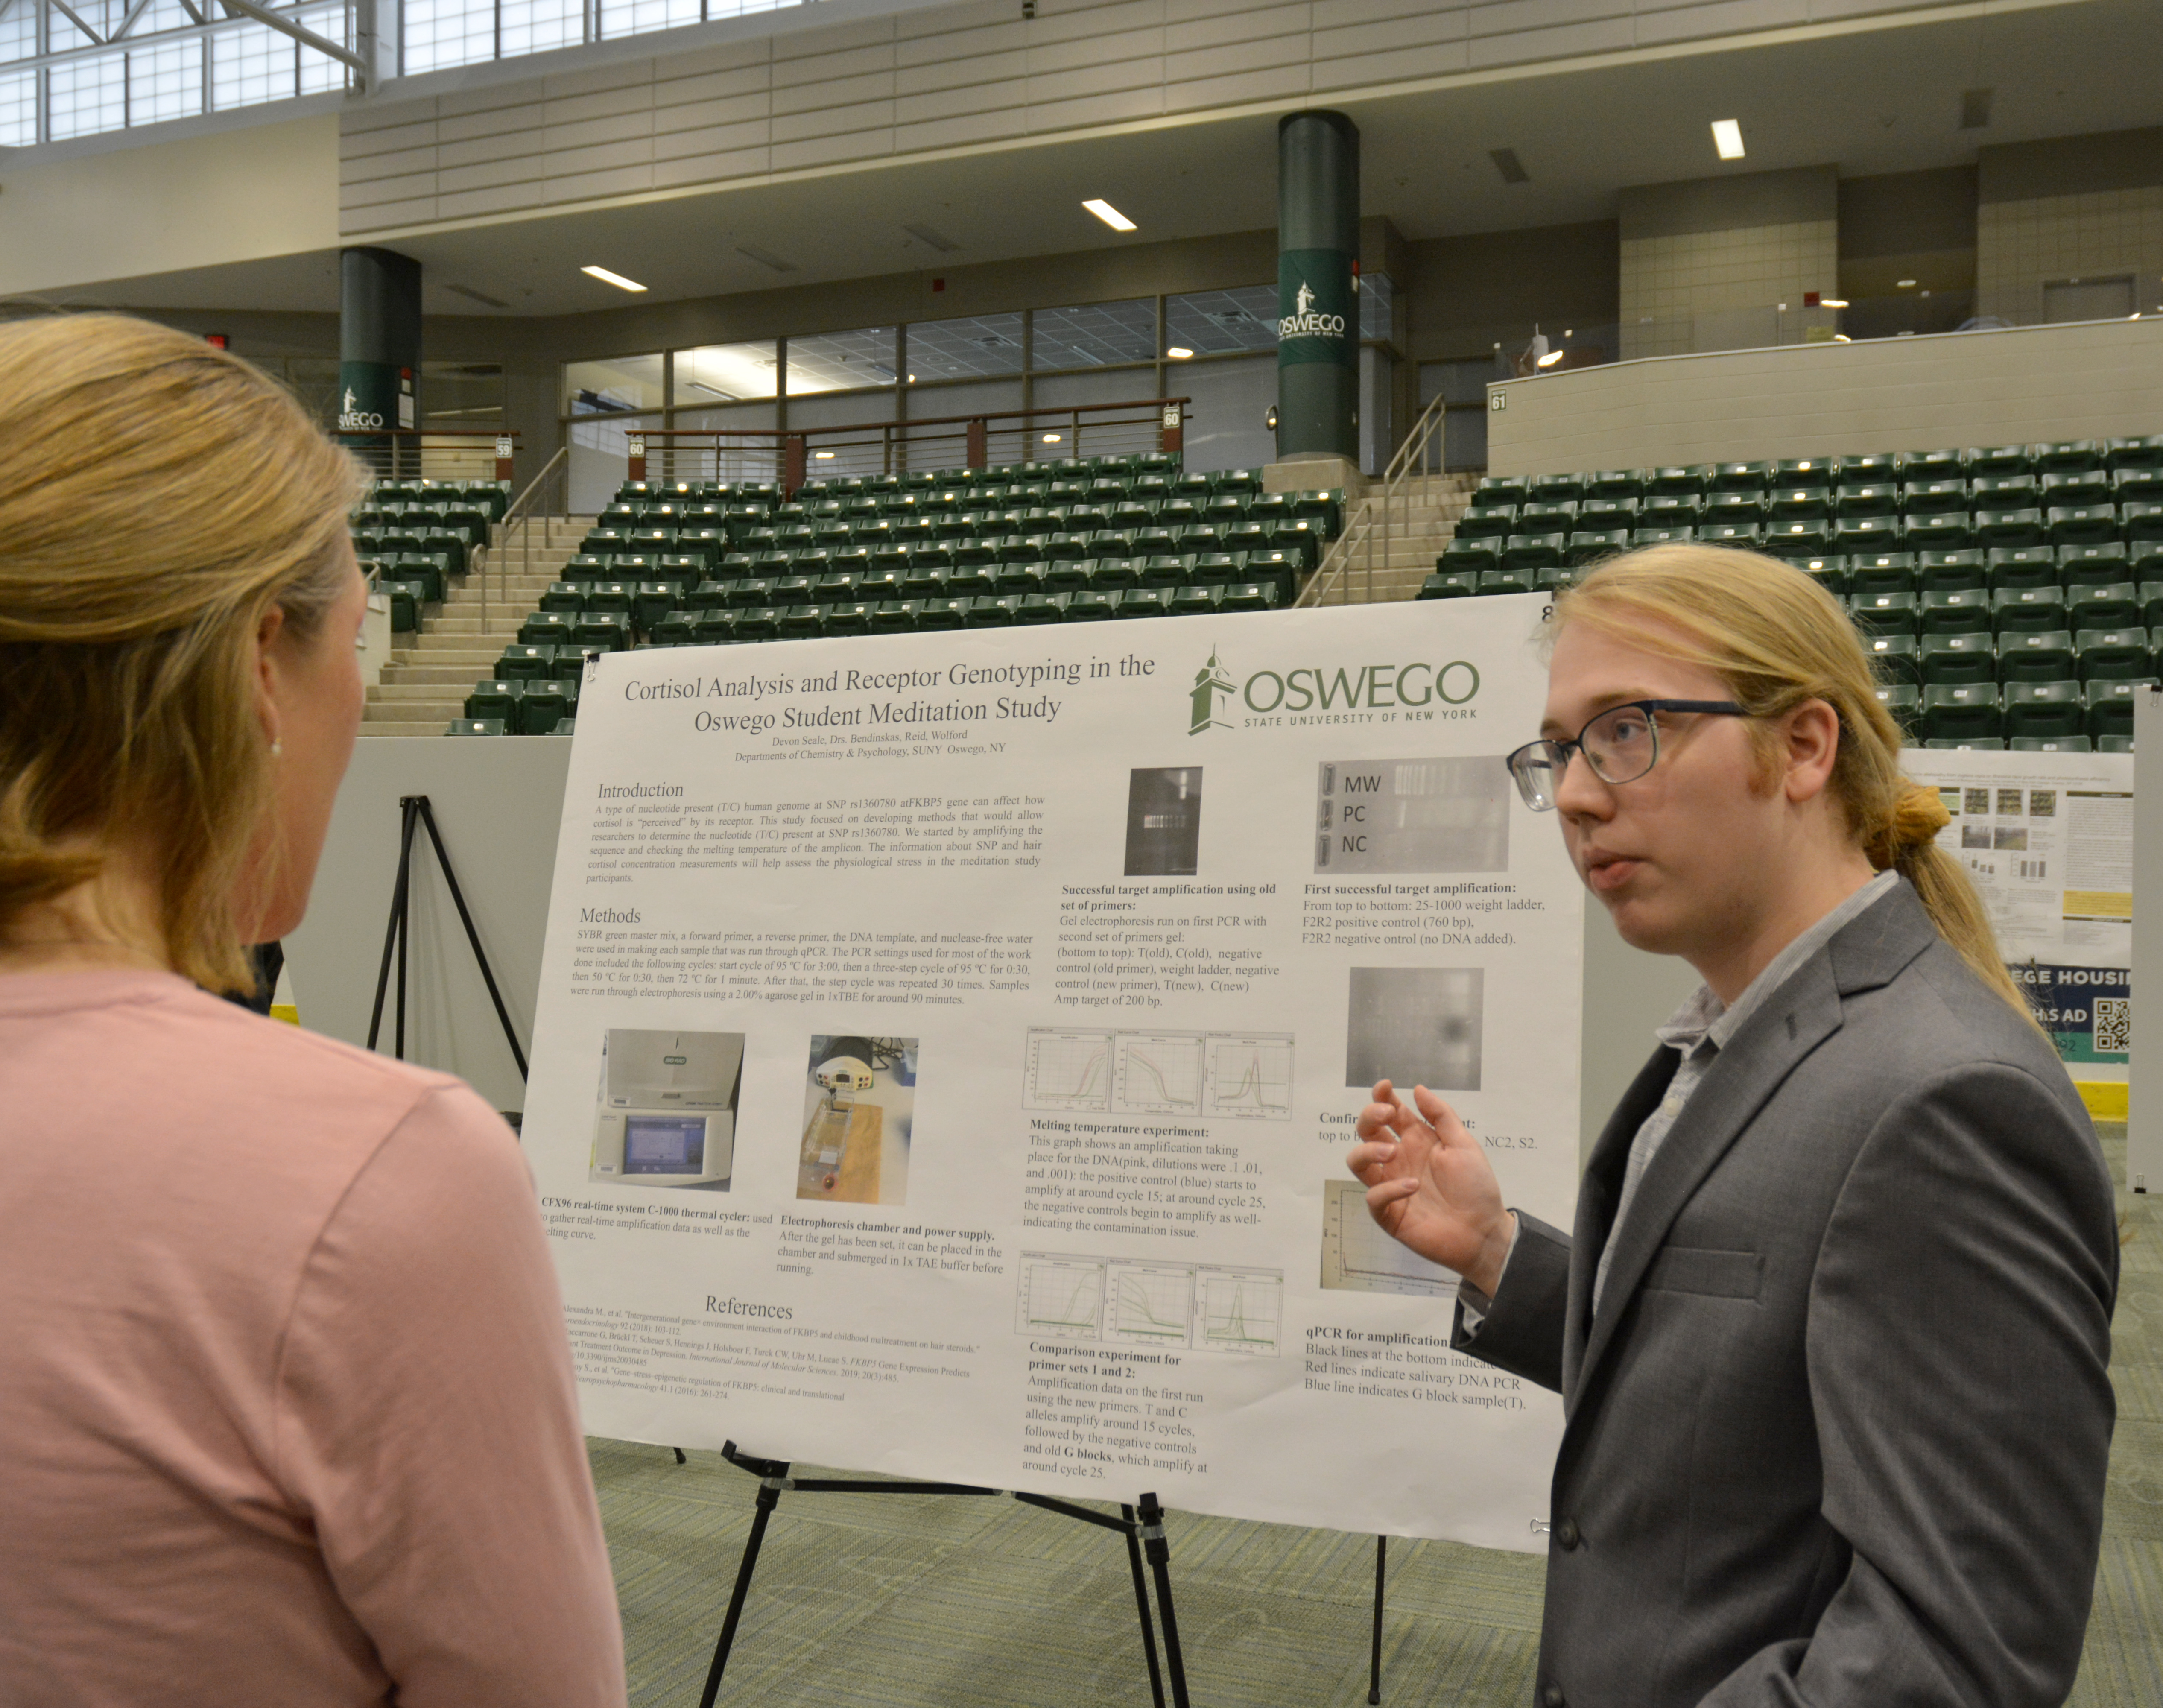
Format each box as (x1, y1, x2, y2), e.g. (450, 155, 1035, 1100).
(1781, 699, 1842, 805)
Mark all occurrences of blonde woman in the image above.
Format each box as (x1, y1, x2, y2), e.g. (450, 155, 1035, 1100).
(0, 316, 625, 1707)
(1352, 546, 2116, 1708)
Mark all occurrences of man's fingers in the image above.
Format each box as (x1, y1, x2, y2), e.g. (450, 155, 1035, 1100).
(1364, 1177, 1420, 1217)
(1345, 1140, 1398, 1180)
(1410, 1082, 1467, 1138)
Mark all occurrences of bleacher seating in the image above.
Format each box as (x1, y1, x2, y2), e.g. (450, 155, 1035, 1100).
(1412, 438, 2161, 751)
(364, 456, 1353, 734)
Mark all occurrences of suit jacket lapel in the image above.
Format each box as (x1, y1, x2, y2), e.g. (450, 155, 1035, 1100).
(1569, 883, 1941, 1403)
(1562, 1047, 1675, 1403)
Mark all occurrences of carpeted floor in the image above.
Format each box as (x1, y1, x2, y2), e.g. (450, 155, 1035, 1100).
(593, 1123, 2163, 1705)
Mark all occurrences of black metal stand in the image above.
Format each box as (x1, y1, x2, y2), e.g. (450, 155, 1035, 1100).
(1369, 1535, 1387, 1703)
(695, 1442, 1193, 1708)
(367, 793, 529, 1080)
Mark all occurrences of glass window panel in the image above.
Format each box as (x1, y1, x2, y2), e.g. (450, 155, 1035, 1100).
(1176, 353, 1276, 473)
(1165, 285, 1277, 357)
(500, 0, 583, 58)
(1359, 272, 1394, 343)
(295, 4, 349, 94)
(402, 0, 495, 74)
(905, 313, 1024, 381)
(786, 326, 899, 396)
(1032, 368, 1149, 412)
(565, 354, 666, 415)
(213, 19, 296, 111)
(421, 361, 505, 427)
(600, 0, 700, 39)
(1029, 298, 1156, 371)
(673, 342, 778, 405)
(129, 36, 205, 126)
(0, 68, 34, 146)
(49, 51, 127, 140)
(786, 389, 897, 430)
(1, 0, 43, 62)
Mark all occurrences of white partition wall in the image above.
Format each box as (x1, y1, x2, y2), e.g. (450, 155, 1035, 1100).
(284, 736, 574, 1116)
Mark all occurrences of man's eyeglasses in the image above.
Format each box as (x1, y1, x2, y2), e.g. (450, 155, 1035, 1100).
(1505, 700, 1748, 811)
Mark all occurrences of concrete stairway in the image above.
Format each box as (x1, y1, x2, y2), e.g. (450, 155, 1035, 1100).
(1305, 473, 1479, 604)
(361, 518, 596, 737)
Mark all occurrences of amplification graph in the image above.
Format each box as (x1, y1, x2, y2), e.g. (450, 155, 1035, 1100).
(1022, 1030, 1114, 1112)
(1014, 1257, 1106, 1339)
(1018, 1028, 1298, 1119)
(1107, 1265, 1195, 1345)
(1198, 1269, 1281, 1356)
(1319, 1177, 1459, 1296)
(1112, 1034, 1204, 1114)
(1204, 1035, 1295, 1120)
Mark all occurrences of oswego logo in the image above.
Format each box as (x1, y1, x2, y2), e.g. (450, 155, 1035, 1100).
(336, 386, 386, 432)
(1278, 278, 1346, 341)
(1188, 648, 1481, 731)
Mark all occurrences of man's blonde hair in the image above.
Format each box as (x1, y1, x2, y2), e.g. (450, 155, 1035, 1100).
(0, 314, 362, 991)
(1555, 544, 2034, 1021)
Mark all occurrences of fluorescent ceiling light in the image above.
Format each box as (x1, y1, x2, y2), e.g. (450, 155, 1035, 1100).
(1897, 279, 1917, 289)
(1536, 348, 1565, 368)
(1166, 346, 1195, 360)
(815, 450, 836, 459)
(1082, 199, 1136, 232)
(1821, 298, 1850, 309)
(1042, 432, 1063, 442)
(1710, 119, 1745, 161)
(581, 265, 648, 293)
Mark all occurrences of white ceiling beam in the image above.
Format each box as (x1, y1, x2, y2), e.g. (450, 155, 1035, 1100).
(215, 0, 363, 73)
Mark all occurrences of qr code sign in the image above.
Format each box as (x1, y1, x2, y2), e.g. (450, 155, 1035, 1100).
(2093, 998, 2131, 1054)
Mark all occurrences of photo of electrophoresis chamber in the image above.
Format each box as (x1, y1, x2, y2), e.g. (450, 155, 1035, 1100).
(590, 1028, 745, 1189)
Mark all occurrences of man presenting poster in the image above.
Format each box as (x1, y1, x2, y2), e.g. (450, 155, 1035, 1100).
(1349, 547, 2118, 1708)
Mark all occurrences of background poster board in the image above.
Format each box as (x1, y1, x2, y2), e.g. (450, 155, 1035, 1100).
(523, 597, 1584, 1549)
(1901, 748, 2134, 1122)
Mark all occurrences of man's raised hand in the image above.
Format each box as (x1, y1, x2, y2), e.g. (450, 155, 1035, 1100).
(1345, 1079, 1515, 1297)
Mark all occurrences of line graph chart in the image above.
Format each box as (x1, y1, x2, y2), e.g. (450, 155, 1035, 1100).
(1204, 1035, 1294, 1120)
(1198, 1269, 1281, 1356)
(1112, 1034, 1204, 1114)
(1107, 1265, 1195, 1346)
(1022, 1030, 1114, 1112)
(1014, 1257, 1105, 1339)
(1319, 1177, 1459, 1296)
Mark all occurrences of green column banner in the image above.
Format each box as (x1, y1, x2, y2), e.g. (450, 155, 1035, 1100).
(1276, 251, 1355, 369)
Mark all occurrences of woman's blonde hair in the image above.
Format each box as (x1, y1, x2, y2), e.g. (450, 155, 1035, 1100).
(0, 313, 362, 992)
(1554, 543, 2035, 1021)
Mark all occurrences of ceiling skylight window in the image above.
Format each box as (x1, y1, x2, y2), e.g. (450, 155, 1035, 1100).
(1082, 199, 1137, 232)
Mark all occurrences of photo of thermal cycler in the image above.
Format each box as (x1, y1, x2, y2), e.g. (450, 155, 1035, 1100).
(590, 1028, 745, 1189)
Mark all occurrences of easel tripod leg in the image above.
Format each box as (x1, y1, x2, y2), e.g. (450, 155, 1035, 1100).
(1122, 1503, 1167, 1708)
(1369, 1534, 1386, 1705)
(1137, 1493, 1191, 1708)
(367, 798, 419, 1054)
(698, 1465, 788, 1708)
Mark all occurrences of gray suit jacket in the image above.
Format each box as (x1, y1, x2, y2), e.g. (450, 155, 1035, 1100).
(1462, 881, 2118, 1708)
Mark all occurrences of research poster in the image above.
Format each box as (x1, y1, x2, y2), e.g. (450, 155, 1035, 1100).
(523, 597, 1584, 1548)
(1902, 747, 2134, 1118)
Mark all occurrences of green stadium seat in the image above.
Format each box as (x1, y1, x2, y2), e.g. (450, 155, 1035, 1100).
(1473, 475, 1529, 507)
(520, 681, 571, 733)
(1768, 487, 1833, 524)
(1914, 549, 1986, 593)
(1584, 470, 1644, 500)
(1918, 631, 1997, 685)
(1165, 586, 1216, 617)
(585, 582, 633, 615)
(496, 645, 555, 683)
(2075, 629, 2152, 681)
(1567, 529, 1632, 566)
(1902, 513, 1973, 552)
(1993, 585, 2067, 632)
(1502, 533, 1566, 571)
(2036, 440, 2105, 476)
(1519, 502, 1579, 536)
(1871, 680, 1921, 739)
(1833, 517, 1902, 555)
(517, 611, 572, 648)
(864, 600, 916, 633)
(2113, 467, 2163, 503)
(573, 613, 631, 652)
(1644, 465, 1709, 498)
(824, 601, 875, 636)
(965, 594, 1022, 626)
(540, 582, 583, 613)
(1834, 483, 1899, 520)
(1441, 538, 1501, 575)
(2047, 504, 2120, 547)
(1996, 629, 2076, 683)
(905, 597, 962, 631)
(2008, 734, 2092, 751)
(1984, 547, 2058, 591)
(1766, 521, 1833, 554)
(1090, 559, 1143, 591)
(632, 583, 680, 632)
(1976, 507, 2046, 549)
(2002, 679, 2085, 742)
(1919, 588, 1993, 632)
(1863, 632, 1920, 684)
(1477, 570, 1535, 597)
(1791, 557, 1848, 595)
(2066, 582, 2141, 632)
(1708, 461, 1772, 494)
(2107, 436, 2163, 472)
(1419, 572, 1479, 600)
(1700, 524, 1762, 548)
(1063, 590, 1118, 622)
(2060, 544, 2133, 587)
(445, 719, 506, 736)
(1638, 495, 1704, 531)
(1837, 454, 1898, 485)
(464, 680, 522, 726)
(1969, 445, 2033, 479)
(1454, 506, 1516, 542)
(1526, 472, 1584, 503)
(1921, 683, 2002, 744)
(721, 577, 773, 610)
(693, 610, 736, 643)
(1116, 588, 1167, 619)
(1849, 591, 1919, 636)
(1576, 498, 1639, 533)
(2043, 469, 2113, 508)
(1770, 457, 1833, 488)
(1220, 582, 1276, 612)
(1632, 526, 1695, 547)
(2086, 679, 2157, 744)
(1901, 479, 1970, 517)
(380, 580, 422, 633)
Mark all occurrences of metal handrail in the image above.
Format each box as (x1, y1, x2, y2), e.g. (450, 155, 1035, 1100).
(484, 446, 570, 635)
(1299, 395, 1452, 607)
